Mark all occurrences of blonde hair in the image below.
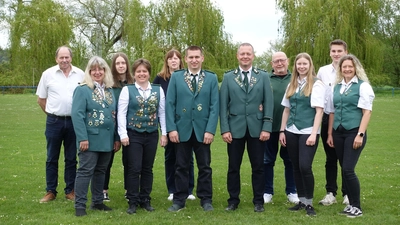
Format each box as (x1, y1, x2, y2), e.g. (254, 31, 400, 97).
(286, 52, 316, 98)
(336, 54, 370, 84)
(82, 56, 114, 89)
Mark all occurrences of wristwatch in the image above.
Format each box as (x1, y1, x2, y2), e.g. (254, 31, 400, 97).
(357, 132, 364, 137)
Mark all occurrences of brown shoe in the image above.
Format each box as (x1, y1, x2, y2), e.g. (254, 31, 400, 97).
(40, 191, 56, 203)
(65, 190, 75, 201)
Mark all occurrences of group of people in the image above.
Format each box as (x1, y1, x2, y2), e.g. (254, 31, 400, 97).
(35, 39, 374, 218)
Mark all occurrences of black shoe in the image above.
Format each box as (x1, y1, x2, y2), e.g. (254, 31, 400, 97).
(90, 203, 112, 211)
(75, 208, 87, 217)
(167, 204, 184, 212)
(254, 204, 264, 212)
(140, 201, 155, 212)
(127, 204, 137, 214)
(202, 203, 214, 211)
(305, 205, 316, 216)
(288, 202, 306, 211)
(225, 204, 238, 211)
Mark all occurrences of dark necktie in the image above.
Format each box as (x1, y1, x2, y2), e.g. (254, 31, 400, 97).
(242, 71, 249, 91)
(191, 74, 198, 93)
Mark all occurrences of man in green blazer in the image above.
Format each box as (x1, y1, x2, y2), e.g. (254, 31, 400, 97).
(220, 43, 273, 213)
(166, 46, 219, 212)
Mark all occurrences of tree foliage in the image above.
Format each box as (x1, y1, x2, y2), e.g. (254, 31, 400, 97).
(70, 0, 126, 57)
(7, 0, 73, 85)
(124, 0, 237, 81)
(373, 0, 400, 86)
(276, 0, 385, 85)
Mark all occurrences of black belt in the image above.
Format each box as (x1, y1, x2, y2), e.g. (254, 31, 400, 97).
(47, 114, 71, 120)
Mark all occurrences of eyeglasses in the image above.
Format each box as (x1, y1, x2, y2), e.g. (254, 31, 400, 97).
(271, 59, 287, 64)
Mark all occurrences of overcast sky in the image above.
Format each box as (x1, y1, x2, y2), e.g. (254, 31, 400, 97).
(0, 0, 282, 54)
(212, 0, 282, 54)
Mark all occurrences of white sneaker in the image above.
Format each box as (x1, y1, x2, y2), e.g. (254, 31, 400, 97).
(319, 192, 337, 206)
(339, 205, 353, 215)
(167, 194, 173, 201)
(347, 206, 363, 218)
(342, 195, 349, 205)
(287, 193, 300, 204)
(263, 193, 273, 203)
(187, 194, 196, 200)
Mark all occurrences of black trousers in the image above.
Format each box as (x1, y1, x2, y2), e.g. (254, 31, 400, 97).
(333, 126, 365, 209)
(125, 130, 158, 206)
(321, 113, 346, 196)
(173, 130, 212, 207)
(227, 129, 265, 206)
(285, 131, 318, 200)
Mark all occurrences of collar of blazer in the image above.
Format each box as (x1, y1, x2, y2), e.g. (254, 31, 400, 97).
(233, 67, 260, 92)
(184, 69, 205, 94)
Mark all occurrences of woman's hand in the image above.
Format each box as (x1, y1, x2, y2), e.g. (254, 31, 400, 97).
(121, 137, 129, 146)
(279, 132, 286, 147)
(79, 140, 89, 151)
(306, 134, 317, 146)
(160, 135, 168, 147)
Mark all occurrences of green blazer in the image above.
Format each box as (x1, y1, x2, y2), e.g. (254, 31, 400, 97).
(220, 67, 273, 138)
(71, 84, 118, 152)
(166, 69, 219, 142)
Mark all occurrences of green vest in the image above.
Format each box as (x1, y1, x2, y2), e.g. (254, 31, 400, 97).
(287, 91, 315, 130)
(333, 80, 363, 130)
(126, 85, 161, 133)
(287, 78, 317, 130)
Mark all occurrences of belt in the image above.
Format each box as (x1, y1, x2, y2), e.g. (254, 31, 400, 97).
(47, 113, 72, 120)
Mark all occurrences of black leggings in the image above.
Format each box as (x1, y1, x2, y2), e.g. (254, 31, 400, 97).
(285, 131, 319, 199)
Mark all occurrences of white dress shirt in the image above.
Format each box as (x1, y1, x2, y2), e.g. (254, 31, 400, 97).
(118, 82, 166, 139)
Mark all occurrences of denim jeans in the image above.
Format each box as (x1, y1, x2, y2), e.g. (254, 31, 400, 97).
(45, 115, 77, 195)
(264, 132, 296, 195)
(74, 150, 111, 209)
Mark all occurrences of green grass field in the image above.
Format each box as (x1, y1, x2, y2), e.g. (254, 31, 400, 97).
(0, 94, 399, 225)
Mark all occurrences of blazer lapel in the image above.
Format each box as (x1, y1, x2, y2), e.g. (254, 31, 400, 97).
(195, 71, 205, 96)
(233, 68, 247, 92)
(248, 68, 260, 93)
(183, 70, 194, 93)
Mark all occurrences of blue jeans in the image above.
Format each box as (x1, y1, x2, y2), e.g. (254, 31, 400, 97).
(75, 150, 111, 209)
(264, 132, 296, 195)
(45, 115, 77, 195)
(164, 139, 195, 194)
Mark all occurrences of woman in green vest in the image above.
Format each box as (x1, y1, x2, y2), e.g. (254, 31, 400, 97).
(117, 58, 167, 214)
(279, 53, 325, 216)
(71, 56, 118, 216)
(326, 54, 375, 218)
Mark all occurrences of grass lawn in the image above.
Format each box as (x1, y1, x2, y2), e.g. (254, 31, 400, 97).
(0, 94, 399, 225)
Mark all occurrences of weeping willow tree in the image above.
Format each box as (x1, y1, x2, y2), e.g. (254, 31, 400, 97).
(373, 0, 400, 86)
(276, 0, 384, 85)
(8, 0, 73, 85)
(124, 0, 237, 80)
